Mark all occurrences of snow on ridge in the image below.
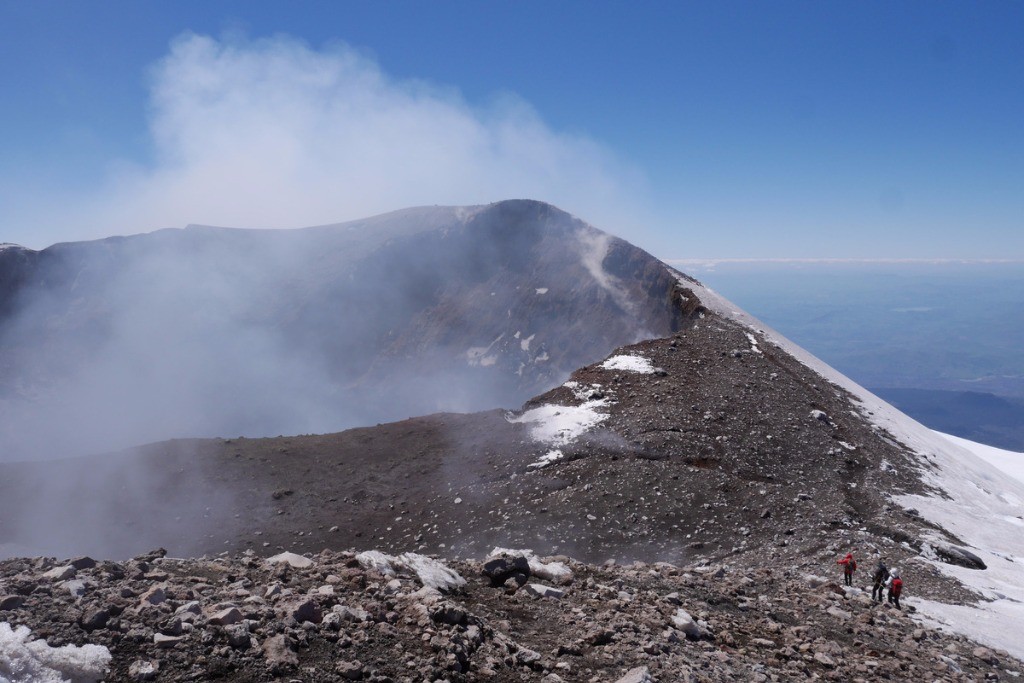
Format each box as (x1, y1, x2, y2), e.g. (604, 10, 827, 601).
(509, 380, 611, 469)
(675, 267, 1024, 660)
(509, 399, 608, 446)
(600, 354, 656, 374)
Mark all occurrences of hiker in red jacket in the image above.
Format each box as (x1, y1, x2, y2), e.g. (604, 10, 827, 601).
(886, 568, 903, 610)
(837, 552, 856, 586)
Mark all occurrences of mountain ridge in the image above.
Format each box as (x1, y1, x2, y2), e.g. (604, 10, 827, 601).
(2, 200, 1024, 672)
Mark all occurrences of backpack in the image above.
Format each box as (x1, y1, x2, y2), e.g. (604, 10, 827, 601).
(850, 559, 857, 571)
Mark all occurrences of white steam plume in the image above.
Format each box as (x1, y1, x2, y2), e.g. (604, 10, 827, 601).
(18, 32, 649, 247)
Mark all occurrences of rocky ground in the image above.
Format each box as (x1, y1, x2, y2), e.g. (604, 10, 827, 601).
(2, 546, 1018, 682)
(0, 280, 1014, 680)
(0, 297, 984, 604)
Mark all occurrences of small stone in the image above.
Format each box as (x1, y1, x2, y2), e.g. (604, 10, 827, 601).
(225, 623, 251, 649)
(524, 583, 565, 599)
(80, 607, 110, 631)
(70, 556, 97, 570)
(671, 608, 701, 638)
(336, 660, 364, 680)
(128, 660, 159, 681)
(153, 633, 183, 649)
(175, 601, 202, 616)
(0, 595, 24, 611)
(266, 552, 314, 569)
(814, 652, 836, 667)
(281, 598, 321, 624)
(615, 666, 654, 683)
(482, 554, 530, 585)
(139, 585, 166, 605)
(209, 607, 243, 626)
(63, 579, 87, 598)
(42, 565, 76, 581)
(262, 634, 298, 672)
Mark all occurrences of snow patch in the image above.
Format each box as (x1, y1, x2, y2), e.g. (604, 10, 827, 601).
(600, 354, 656, 374)
(0, 622, 110, 683)
(510, 380, 611, 469)
(355, 551, 465, 592)
(509, 401, 608, 446)
(527, 449, 565, 470)
(520, 334, 535, 352)
(535, 288, 548, 295)
(745, 332, 763, 354)
(466, 333, 504, 368)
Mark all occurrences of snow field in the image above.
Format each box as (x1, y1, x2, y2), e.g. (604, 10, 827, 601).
(0, 622, 110, 683)
(600, 354, 656, 374)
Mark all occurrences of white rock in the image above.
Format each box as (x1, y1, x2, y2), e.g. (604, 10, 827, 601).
(524, 583, 565, 599)
(398, 553, 466, 593)
(616, 666, 654, 683)
(332, 605, 370, 622)
(804, 573, 828, 588)
(355, 550, 397, 577)
(128, 659, 160, 681)
(41, 565, 75, 581)
(671, 608, 701, 638)
(357, 550, 465, 592)
(63, 579, 87, 598)
(153, 633, 183, 648)
(265, 552, 314, 569)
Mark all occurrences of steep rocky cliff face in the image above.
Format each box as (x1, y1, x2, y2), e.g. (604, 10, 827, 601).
(0, 201, 684, 460)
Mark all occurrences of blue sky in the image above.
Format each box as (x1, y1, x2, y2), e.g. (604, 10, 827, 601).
(1, 1, 1022, 259)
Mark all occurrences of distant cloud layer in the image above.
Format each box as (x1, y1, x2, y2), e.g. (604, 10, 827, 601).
(30, 33, 648, 244)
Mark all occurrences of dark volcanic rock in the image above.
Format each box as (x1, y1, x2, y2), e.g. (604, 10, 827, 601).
(0, 200, 685, 461)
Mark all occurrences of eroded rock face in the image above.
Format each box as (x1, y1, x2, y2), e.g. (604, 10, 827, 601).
(0, 200, 687, 462)
(0, 548, 1018, 682)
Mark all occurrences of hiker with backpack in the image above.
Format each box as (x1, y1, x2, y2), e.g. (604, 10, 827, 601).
(837, 551, 857, 586)
(871, 560, 890, 602)
(886, 568, 903, 609)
